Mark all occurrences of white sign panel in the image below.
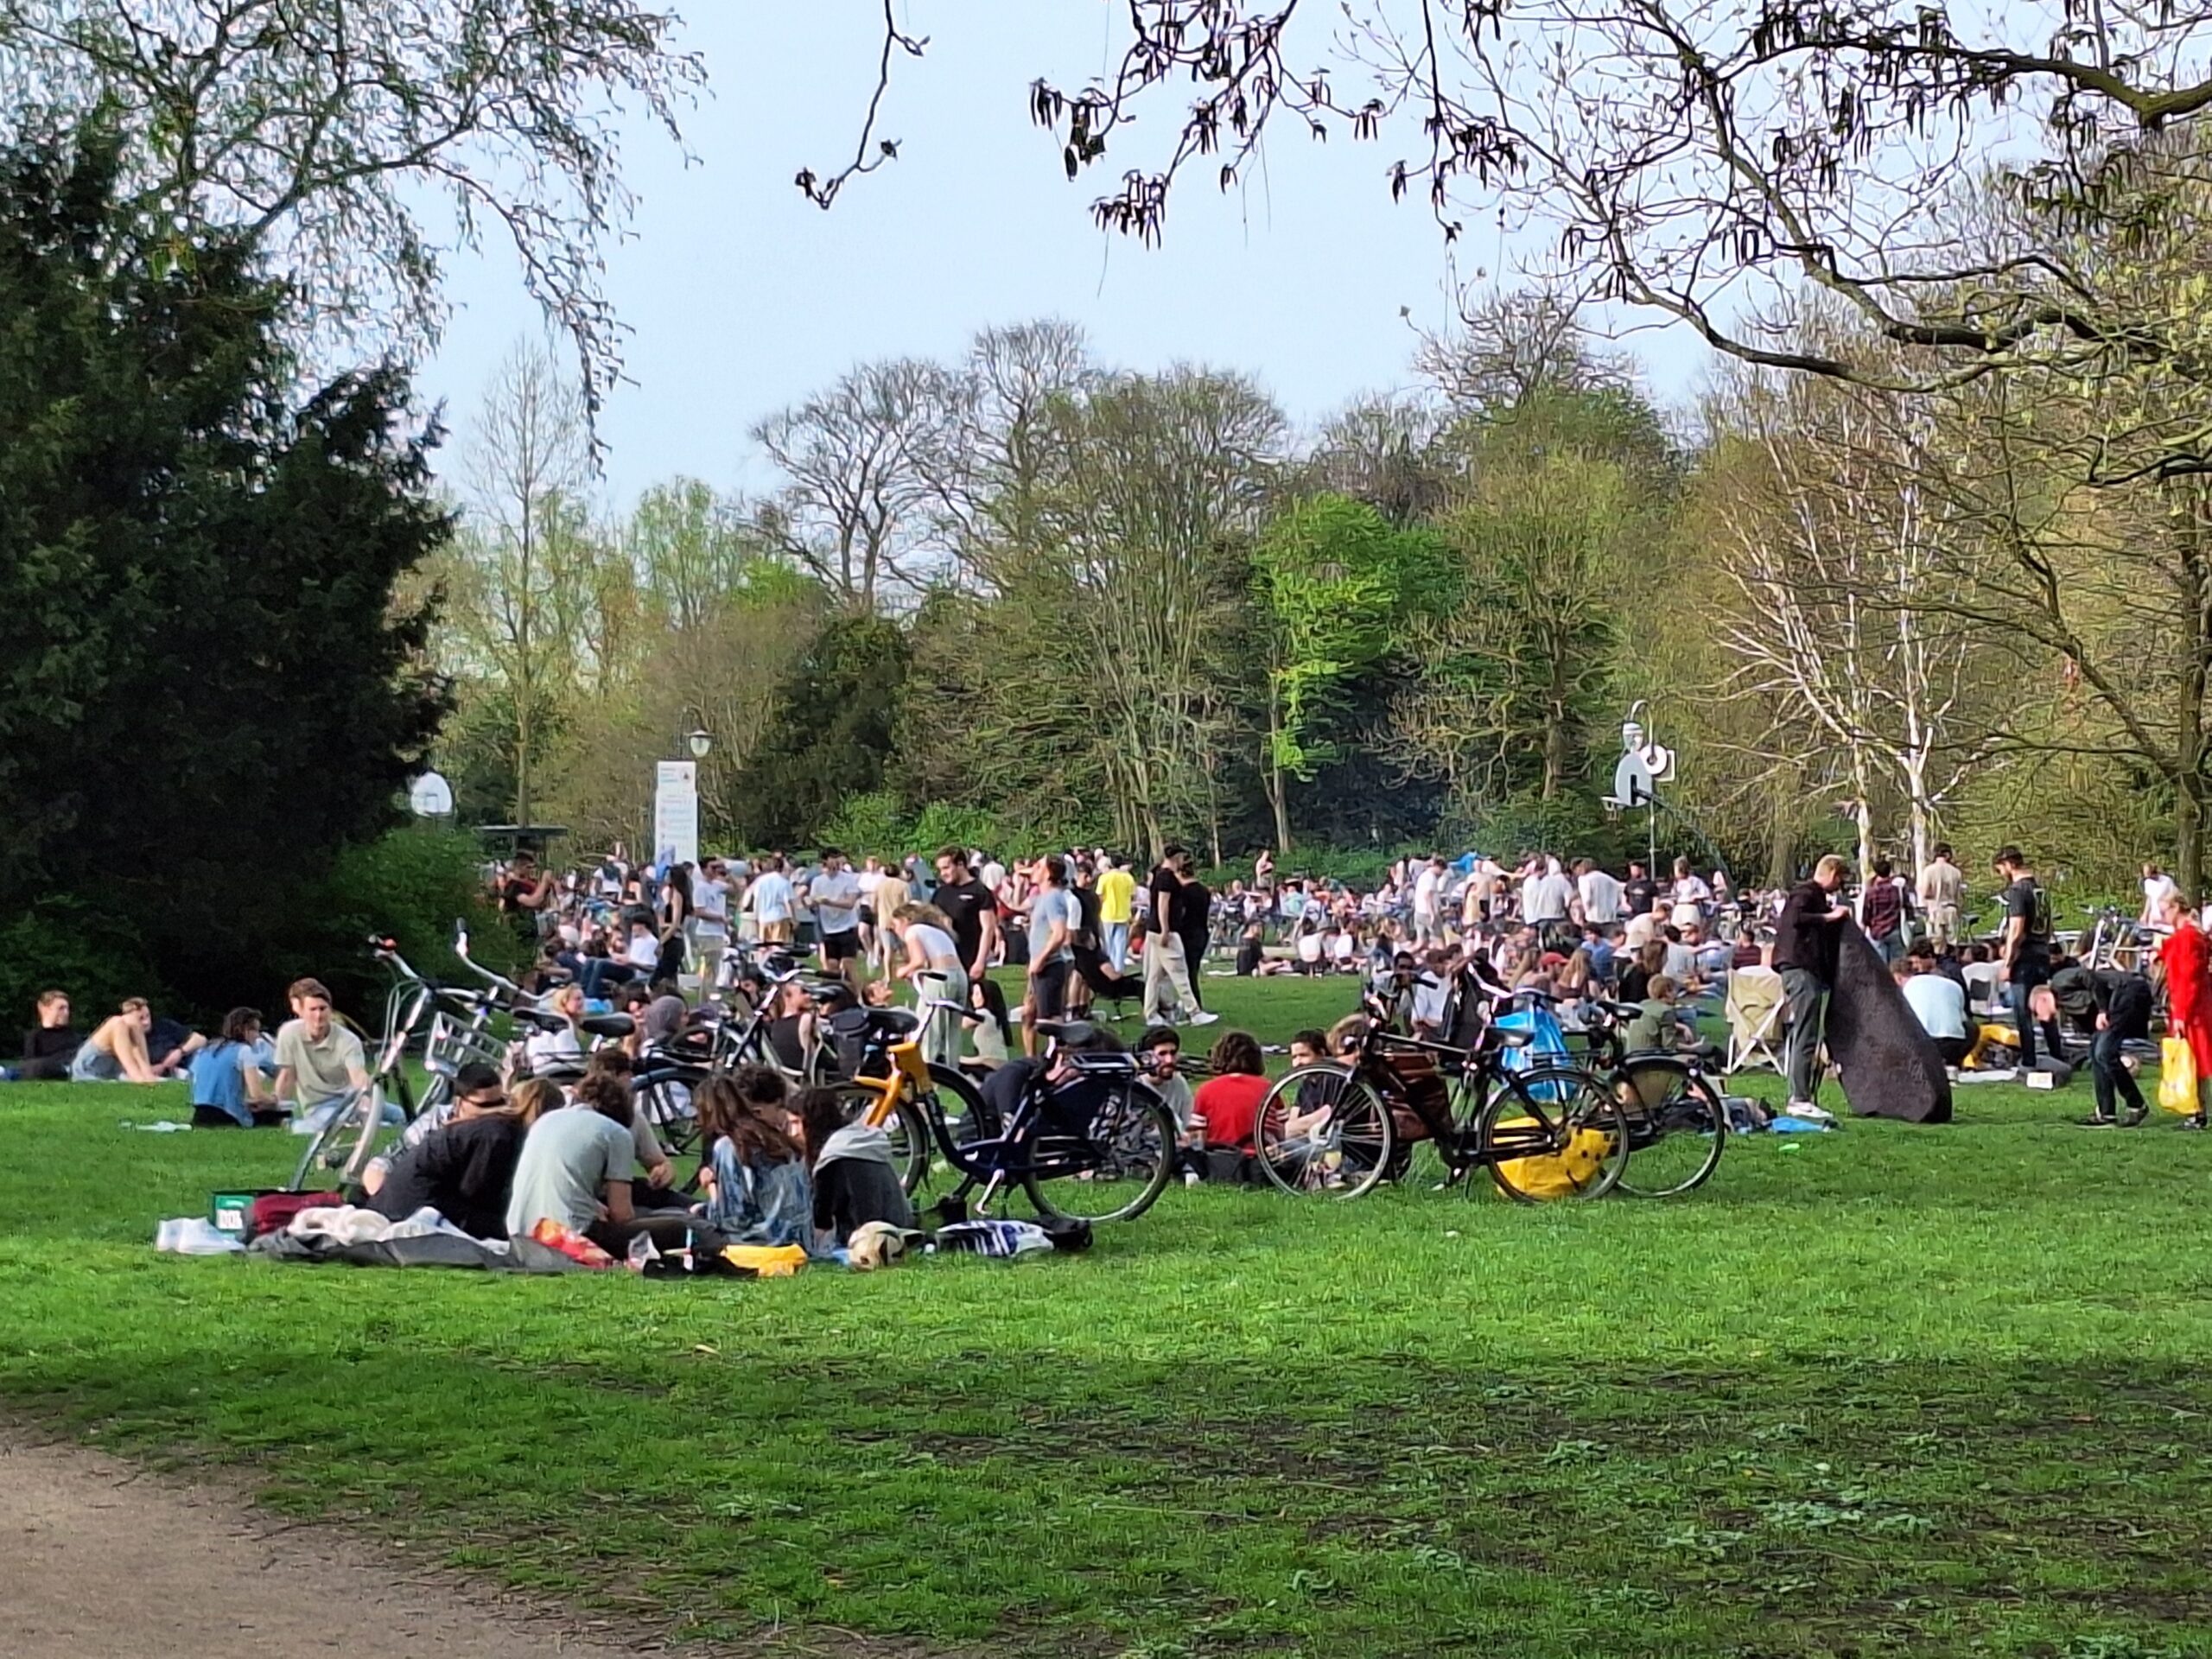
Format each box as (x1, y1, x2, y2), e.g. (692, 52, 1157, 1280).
(652, 760, 699, 869)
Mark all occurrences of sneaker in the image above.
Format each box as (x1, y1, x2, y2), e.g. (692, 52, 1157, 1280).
(2182, 1116, 2209, 1132)
(2076, 1115, 2117, 1128)
(1784, 1099, 1816, 1117)
(1188, 1010, 1221, 1027)
(1181, 1168, 1201, 1187)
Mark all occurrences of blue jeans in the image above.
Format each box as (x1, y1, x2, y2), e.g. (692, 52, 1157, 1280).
(577, 957, 637, 1001)
(2089, 1026, 2144, 1120)
(1103, 922, 1130, 974)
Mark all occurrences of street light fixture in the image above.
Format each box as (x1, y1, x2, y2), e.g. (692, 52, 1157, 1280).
(685, 728, 713, 760)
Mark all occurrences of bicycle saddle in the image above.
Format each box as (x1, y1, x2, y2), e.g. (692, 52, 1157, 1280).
(579, 1013, 634, 1039)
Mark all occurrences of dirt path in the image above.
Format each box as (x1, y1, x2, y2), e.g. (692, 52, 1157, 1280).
(1, 1433, 662, 1658)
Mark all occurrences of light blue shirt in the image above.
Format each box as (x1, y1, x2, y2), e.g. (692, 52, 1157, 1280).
(1028, 887, 1080, 966)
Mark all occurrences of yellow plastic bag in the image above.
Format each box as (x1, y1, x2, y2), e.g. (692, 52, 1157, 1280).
(1491, 1122, 1617, 1199)
(2159, 1036, 2198, 1114)
(721, 1243, 808, 1277)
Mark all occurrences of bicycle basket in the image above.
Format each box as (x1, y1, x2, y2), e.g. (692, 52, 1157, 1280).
(425, 1012, 505, 1078)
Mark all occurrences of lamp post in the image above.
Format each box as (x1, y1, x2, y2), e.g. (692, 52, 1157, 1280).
(651, 721, 711, 874)
(685, 727, 713, 761)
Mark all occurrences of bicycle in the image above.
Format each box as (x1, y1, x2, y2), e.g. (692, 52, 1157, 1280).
(288, 934, 471, 1190)
(1572, 996, 1729, 1198)
(1250, 988, 1630, 1203)
(842, 1006, 1179, 1224)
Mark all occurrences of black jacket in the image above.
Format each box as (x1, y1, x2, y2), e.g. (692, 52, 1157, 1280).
(2093, 969, 2154, 1042)
(1773, 880, 1844, 982)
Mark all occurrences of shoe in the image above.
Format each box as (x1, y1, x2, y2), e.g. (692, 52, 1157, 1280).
(2122, 1109, 2149, 1128)
(2076, 1115, 2117, 1128)
(1188, 1010, 1221, 1027)
(2181, 1116, 2208, 1132)
(1182, 1168, 1200, 1187)
(1784, 1099, 1815, 1116)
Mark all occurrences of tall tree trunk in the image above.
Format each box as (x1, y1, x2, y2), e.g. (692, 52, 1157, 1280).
(1264, 694, 1293, 855)
(2179, 486, 2211, 899)
(1766, 763, 1798, 890)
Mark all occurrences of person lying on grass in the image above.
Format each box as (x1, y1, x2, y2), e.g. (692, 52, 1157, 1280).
(695, 1068, 812, 1249)
(365, 1076, 556, 1239)
(188, 1008, 283, 1128)
(12, 988, 82, 1082)
(798, 1085, 914, 1249)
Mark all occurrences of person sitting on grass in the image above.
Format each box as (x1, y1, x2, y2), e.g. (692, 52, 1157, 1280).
(70, 997, 192, 1084)
(188, 1008, 284, 1128)
(575, 1047, 679, 1203)
(506, 1066, 636, 1251)
(696, 1068, 812, 1248)
(524, 982, 589, 1075)
(1137, 1026, 1196, 1133)
(4, 989, 82, 1082)
(1623, 976, 1682, 1054)
(1189, 1030, 1271, 1154)
(273, 980, 369, 1120)
(366, 1075, 555, 1239)
(799, 1085, 914, 1249)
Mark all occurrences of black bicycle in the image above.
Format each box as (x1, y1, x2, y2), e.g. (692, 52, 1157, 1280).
(836, 1013, 1179, 1224)
(1572, 997, 1730, 1198)
(1252, 988, 1630, 1203)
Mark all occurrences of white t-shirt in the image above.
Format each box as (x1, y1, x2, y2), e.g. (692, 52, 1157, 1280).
(2145, 873, 2180, 920)
(905, 923, 959, 965)
(979, 860, 1007, 896)
(811, 869, 863, 936)
(625, 930, 660, 969)
(750, 870, 794, 925)
(1413, 867, 1442, 913)
(691, 875, 729, 928)
(1901, 972, 1967, 1041)
(1526, 871, 1574, 923)
(1578, 869, 1624, 925)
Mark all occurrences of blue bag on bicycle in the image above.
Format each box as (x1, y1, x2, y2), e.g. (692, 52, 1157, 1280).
(1495, 1007, 1572, 1102)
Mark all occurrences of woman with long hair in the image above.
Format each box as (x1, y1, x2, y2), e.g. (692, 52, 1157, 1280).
(798, 1086, 914, 1247)
(188, 1007, 283, 1128)
(694, 1067, 811, 1246)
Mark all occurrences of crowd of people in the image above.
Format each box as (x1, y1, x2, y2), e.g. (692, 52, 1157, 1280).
(21, 833, 2212, 1255)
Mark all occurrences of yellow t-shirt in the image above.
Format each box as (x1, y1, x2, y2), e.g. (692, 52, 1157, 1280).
(1096, 868, 1137, 926)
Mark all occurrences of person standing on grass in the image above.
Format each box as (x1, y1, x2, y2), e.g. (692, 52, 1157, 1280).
(932, 847, 1001, 991)
(1142, 845, 1215, 1027)
(2155, 889, 2212, 1130)
(804, 849, 866, 991)
(1773, 854, 1853, 1115)
(1860, 857, 1911, 965)
(1916, 844, 1965, 954)
(1993, 847, 2059, 1070)
(1020, 855, 1081, 1057)
(1096, 855, 1138, 973)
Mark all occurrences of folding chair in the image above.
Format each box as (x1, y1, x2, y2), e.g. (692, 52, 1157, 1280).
(1724, 964, 1786, 1076)
(1961, 962, 2002, 1020)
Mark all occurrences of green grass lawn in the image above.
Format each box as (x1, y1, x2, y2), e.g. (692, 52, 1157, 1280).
(3, 972, 2210, 1658)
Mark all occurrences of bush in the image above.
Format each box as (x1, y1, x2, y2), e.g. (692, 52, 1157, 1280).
(0, 899, 162, 1032)
(276, 826, 524, 1015)
(817, 790, 910, 860)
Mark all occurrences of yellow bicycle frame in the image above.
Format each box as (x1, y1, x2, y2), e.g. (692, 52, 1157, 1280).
(859, 1037, 931, 1128)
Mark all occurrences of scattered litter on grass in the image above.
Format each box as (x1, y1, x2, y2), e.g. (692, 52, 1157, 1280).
(122, 1120, 192, 1133)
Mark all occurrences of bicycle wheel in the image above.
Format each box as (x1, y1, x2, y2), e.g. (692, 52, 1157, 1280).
(288, 1088, 380, 1192)
(1026, 1085, 1176, 1224)
(1612, 1061, 1727, 1198)
(1478, 1065, 1629, 1203)
(1253, 1066, 1395, 1199)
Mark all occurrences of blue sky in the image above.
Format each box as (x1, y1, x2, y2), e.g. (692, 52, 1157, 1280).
(417, 3, 1710, 506)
